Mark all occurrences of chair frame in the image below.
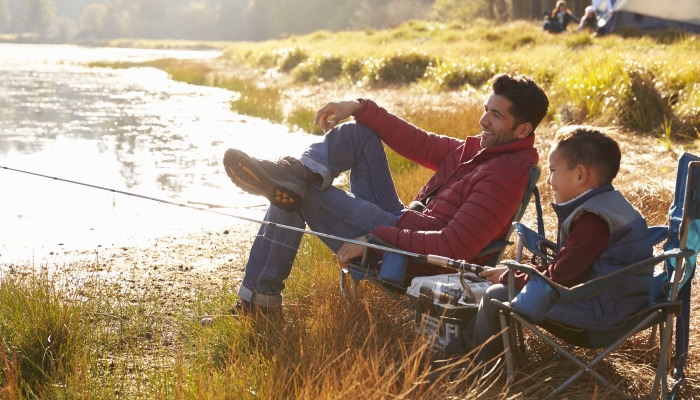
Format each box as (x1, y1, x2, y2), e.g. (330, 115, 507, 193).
(339, 165, 542, 304)
(495, 160, 700, 399)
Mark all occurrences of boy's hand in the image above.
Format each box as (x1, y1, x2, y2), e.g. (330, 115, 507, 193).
(479, 266, 508, 284)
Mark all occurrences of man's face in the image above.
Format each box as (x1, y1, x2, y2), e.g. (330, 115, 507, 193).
(479, 93, 527, 148)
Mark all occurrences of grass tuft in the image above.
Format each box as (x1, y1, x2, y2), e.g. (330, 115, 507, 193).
(0, 273, 89, 391)
(286, 105, 324, 135)
(619, 69, 674, 132)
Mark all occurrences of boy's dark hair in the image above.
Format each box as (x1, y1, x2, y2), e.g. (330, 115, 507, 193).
(490, 74, 549, 132)
(554, 126, 621, 184)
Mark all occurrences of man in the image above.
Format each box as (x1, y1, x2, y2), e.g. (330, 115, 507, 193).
(223, 74, 549, 314)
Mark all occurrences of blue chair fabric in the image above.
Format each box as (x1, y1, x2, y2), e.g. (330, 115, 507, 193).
(501, 152, 700, 399)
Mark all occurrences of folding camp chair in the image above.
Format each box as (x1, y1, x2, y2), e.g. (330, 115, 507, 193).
(493, 152, 700, 399)
(338, 164, 543, 308)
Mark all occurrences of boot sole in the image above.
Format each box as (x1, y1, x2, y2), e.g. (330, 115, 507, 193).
(223, 149, 304, 212)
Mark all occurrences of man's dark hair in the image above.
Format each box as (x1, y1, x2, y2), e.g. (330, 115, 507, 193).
(554, 126, 621, 184)
(490, 73, 549, 132)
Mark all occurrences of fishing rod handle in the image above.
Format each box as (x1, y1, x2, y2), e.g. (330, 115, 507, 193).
(426, 255, 489, 274)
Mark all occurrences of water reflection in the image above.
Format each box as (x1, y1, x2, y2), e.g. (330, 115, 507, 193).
(0, 44, 317, 260)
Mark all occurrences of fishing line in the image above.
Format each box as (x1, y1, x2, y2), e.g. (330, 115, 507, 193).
(0, 165, 488, 274)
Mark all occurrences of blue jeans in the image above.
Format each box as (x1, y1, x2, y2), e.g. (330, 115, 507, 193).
(445, 284, 520, 364)
(238, 122, 406, 307)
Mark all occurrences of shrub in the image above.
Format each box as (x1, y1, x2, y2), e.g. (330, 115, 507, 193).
(675, 83, 700, 130)
(230, 85, 284, 123)
(342, 57, 365, 82)
(422, 57, 498, 90)
(365, 51, 433, 84)
(291, 54, 344, 83)
(276, 46, 309, 72)
(248, 50, 277, 69)
(618, 69, 674, 132)
(556, 59, 626, 122)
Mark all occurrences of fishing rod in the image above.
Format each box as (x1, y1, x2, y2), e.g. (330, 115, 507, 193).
(0, 165, 489, 274)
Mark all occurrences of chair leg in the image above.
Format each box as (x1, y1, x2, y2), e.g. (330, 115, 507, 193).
(509, 317, 518, 357)
(646, 324, 658, 364)
(667, 322, 674, 369)
(340, 269, 350, 303)
(517, 322, 527, 355)
(500, 310, 515, 384)
(652, 314, 674, 400)
(513, 311, 657, 399)
(351, 277, 359, 300)
(548, 344, 574, 364)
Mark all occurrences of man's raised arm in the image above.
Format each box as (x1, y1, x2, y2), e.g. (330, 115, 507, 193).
(314, 100, 363, 133)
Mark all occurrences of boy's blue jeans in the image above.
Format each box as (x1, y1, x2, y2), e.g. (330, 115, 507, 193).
(238, 122, 406, 307)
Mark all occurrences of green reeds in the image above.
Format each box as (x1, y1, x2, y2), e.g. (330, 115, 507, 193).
(0, 273, 93, 392)
(287, 106, 324, 135)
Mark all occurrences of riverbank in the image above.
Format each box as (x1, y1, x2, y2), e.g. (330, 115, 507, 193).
(2, 21, 699, 398)
(0, 34, 232, 50)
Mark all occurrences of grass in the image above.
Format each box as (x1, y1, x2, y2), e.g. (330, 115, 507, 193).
(64, 19, 700, 398)
(287, 106, 324, 135)
(90, 20, 700, 137)
(218, 19, 700, 136)
(0, 270, 169, 398)
(3, 200, 691, 399)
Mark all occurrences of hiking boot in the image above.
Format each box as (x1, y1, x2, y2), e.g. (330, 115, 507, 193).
(228, 299, 283, 320)
(223, 149, 307, 212)
(198, 299, 283, 326)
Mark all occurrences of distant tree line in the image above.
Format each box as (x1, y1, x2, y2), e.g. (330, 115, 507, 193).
(0, 0, 590, 40)
(434, 0, 588, 22)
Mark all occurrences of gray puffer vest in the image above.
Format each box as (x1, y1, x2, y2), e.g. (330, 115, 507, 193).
(544, 184, 653, 330)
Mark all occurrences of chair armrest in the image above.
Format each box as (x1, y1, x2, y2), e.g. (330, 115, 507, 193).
(363, 234, 433, 267)
(504, 249, 694, 303)
(513, 223, 556, 263)
(647, 226, 668, 246)
(502, 261, 566, 299)
(364, 233, 396, 249)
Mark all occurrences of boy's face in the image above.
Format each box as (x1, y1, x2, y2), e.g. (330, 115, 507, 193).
(547, 147, 585, 204)
(479, 93, 531, 148)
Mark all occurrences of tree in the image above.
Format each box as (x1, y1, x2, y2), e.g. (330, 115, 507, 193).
(48, 15, 78, 40)
(432, 0, 494, 23)
(25, 0, 57, 37)
(0, 0, 11, 31)
(79, 3, 108, 37)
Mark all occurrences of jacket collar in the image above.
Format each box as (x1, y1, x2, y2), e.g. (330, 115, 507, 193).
(461, 132, 536, 163)
(552, 183, 615, 223)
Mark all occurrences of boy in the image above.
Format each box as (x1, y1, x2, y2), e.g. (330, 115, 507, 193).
(444, 126, 653, 363)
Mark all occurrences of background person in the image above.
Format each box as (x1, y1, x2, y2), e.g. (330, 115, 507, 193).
(550, 0, 580, 33)
(578, 6, 600, 33)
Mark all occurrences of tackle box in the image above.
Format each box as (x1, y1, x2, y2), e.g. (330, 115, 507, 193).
(406, 274, 492, 350)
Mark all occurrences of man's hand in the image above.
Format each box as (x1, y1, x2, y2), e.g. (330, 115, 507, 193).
(314, 100, 362, 133)
(479, 266, 508, 284)
(336, 236, 367, 268)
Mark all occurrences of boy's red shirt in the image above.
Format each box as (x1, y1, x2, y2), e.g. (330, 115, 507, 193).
(499, 212, 610, 289)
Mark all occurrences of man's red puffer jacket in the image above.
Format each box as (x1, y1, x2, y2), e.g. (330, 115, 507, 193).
(353, 99, 539, 275)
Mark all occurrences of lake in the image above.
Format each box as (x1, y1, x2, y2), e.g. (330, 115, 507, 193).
(0, 44, 317, 262)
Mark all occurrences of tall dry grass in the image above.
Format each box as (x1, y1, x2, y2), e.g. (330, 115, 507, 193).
(55, 18, 700, 398)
